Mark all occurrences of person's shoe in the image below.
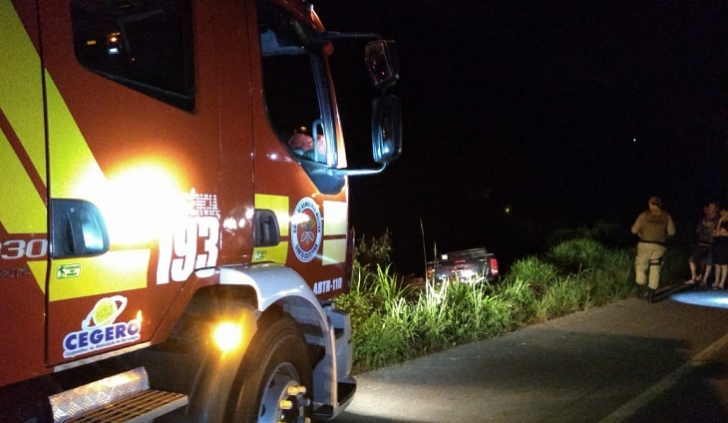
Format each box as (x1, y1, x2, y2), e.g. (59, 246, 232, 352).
(647, 288, 656, 303)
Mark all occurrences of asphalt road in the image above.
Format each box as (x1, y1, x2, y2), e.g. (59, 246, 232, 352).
(336, 285, 728, 423)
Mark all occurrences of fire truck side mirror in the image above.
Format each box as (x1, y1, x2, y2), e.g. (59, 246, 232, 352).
(365, 40, 400, 90)
(372, 94, 402, 164)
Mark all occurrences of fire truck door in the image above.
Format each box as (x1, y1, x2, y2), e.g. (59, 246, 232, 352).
(0, 0, 50, 386)
(39, 0, 216, 365)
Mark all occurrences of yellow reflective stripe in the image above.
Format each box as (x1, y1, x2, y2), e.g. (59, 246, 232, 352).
(27, 260, 48, 294)
(0, 0, 46, 184)
(255, 194, 289, 236)
(46, 71, 107, 199)
(253, 194, 290, 264)
(49, 250, 150, 301)
(322, 201, 347, 265)
(0, 132, 46, 233)
(322, 239, 346, 265)
(252, 242, 289, 264)
(323, 200, 347, 236)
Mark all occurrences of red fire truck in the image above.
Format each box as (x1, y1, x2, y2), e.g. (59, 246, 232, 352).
(0, 0, 401, 421)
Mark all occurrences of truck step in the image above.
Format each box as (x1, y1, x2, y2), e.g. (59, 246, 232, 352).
(312, 379, 356, 421)
(50, 367, 187, 423)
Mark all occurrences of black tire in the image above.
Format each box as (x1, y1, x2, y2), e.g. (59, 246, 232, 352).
(226, 316, 313, 423)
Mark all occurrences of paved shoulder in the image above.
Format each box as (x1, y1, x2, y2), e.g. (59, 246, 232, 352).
(337, 295, 728, 423)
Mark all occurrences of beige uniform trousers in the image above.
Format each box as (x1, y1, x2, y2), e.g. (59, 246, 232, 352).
(635, 242, 666, 290)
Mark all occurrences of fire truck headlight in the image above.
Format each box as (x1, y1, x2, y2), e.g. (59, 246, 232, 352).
(212, 321, 244, 353)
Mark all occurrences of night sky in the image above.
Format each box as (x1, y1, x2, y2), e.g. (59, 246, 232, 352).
(314, 1, 728, 274)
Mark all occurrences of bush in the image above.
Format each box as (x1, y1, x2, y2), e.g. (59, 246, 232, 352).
(340, 274, 515, 371)
(355, 229, 393, 271)
(547, 238, 612, 271)
(498, 277, 538, 324)
(506, 257, 560, 288)
(534, 275, 583, 320)
(338, 223, 689, 373)
(352, 312, 414, 370)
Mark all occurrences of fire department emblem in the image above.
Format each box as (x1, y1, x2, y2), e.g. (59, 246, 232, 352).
(291, 197, 322, 263)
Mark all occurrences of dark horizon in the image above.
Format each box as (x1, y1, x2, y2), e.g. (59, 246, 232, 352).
(315, 1, 728, 275)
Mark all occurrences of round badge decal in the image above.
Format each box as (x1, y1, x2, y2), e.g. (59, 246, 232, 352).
(291, 197, 322, 263)
(82, 295, 127, 330)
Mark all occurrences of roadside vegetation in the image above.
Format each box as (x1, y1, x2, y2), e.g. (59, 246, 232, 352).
(333, 224, 690, 373)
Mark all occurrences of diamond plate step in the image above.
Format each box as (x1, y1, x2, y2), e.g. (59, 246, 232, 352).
(65, 390, 187, 423)
(49, 367, 188, 423)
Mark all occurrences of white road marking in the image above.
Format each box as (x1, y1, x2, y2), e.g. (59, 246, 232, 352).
(597, 333, 728, 423)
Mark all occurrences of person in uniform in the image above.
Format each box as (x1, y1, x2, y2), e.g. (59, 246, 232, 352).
(631, 196, 676, 302)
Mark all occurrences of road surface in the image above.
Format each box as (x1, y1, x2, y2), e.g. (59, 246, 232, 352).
(336, 286, 728, 423)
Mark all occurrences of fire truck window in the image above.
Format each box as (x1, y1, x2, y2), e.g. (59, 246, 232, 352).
(258, 6, 335, 167)
(262, 53, 328, 164)
(70, 0, 195, 111)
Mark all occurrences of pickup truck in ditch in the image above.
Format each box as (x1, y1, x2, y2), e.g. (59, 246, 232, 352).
(426, 247, 499, 283)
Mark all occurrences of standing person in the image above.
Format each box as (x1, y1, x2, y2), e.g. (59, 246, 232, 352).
(631, 196, 676, 302)
(686, 201, 721, 286)
(711, 211, 728, 289)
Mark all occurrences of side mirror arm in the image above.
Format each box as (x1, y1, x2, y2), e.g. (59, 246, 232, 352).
(335, 163, 388, 177)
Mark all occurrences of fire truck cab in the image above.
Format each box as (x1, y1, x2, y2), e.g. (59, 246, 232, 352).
(0, 0, 401, 421)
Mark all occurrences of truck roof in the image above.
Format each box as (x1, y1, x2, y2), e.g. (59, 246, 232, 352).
(440, 247, 491, 260)
(426, 247, 494, 267)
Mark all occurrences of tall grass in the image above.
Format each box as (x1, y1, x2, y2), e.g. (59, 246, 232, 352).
(338, 265, 513, 371)
(335, 226, 689, 372)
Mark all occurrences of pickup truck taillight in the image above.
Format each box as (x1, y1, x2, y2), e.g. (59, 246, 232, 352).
(490, 258, 499, 277)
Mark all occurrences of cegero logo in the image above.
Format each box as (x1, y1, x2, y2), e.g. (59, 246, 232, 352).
(63, 295, 141, 358)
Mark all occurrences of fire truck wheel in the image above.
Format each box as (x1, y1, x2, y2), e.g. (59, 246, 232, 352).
(226, 316, 312, 423)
